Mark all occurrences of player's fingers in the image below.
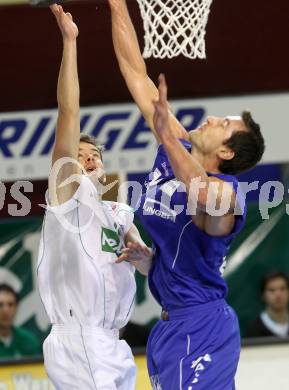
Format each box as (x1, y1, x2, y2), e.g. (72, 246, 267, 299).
(120, 248, 131, 256)
(120, 248, 132, 258)
(135, 246, 148, 257)
(141, 246, 150, 255)
(126, 247, 138, 257)
(58, 5, 65, 18)
(138, 244, 147, 252)
(66, 12, 73, 20)
(153, 98, 162, 107)
(50, 4, 58, 14)
(58, 6, 65, 21)
(159, 73, 167, 89)
(131, 242, 143, 252)
(153, 100, 163, 118)
(127, 242, 147, 255)
(156, 97, 167, 115)
(134, 248, 143, 256)
(116, 254, 127, 263)
(141, 249, 150, 258)
(158, 73, 168, 104)
(129, 241, 139, 248)
(122, 248, 134, 256)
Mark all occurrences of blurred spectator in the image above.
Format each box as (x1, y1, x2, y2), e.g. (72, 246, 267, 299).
(0, 284, 40, 359)
(245, 271, 289, 338)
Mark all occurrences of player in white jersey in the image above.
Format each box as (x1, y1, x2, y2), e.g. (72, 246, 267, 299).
(37, 5, 153, 390)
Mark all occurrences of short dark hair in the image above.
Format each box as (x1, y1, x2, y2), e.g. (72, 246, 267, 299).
(219, 111, 265, 175)
(260, 271, 289, 294)
(0, 284, 18, 303)
(79, 134, 105, 161)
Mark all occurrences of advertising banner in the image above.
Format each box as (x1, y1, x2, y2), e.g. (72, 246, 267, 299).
(0, 356, 150, 389)
(1, 93, 288, 181)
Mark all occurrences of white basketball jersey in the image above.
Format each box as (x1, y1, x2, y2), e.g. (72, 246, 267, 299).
(37, 176, 136, 330)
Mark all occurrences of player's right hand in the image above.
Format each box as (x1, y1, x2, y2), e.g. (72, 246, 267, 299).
(153, 74, 172, 141)
(116, 242, 153, 264)
(50, 4, 79, 41)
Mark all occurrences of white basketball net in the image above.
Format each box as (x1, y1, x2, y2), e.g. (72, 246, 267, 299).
(136, 0, 213, 59)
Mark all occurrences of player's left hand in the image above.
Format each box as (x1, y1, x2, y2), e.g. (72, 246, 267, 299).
(153, 74, 173, 139)
(116, 242, 153, 264)
(50, 4, 79, 42)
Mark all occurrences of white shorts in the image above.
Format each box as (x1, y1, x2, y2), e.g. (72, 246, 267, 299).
(43, 324, 136, 390)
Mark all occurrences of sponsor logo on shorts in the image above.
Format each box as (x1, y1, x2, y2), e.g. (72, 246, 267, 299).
(150, 375, 162, 390)
(188, 353, 212, 388)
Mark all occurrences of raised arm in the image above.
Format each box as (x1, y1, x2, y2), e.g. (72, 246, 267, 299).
(108, 0, 188, 143)
(153, 74, 237, 216)
(48, 5, 81, 206)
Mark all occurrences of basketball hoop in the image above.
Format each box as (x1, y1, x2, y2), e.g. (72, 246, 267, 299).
(136, 0, 213, 59)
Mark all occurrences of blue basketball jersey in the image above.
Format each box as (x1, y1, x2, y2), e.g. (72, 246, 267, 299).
(135, 140, 246, 311)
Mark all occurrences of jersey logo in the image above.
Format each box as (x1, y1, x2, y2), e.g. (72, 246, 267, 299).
(143, 198, 177, 222)
(189, 353, 212, 387)
(101, 227, 122, 255)
(161, 161, 169, 177)
(145, 168, 162, 188)
(160, 179, 182, 197)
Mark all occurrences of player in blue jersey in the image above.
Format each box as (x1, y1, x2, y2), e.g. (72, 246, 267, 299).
(110, 2, 265, 389)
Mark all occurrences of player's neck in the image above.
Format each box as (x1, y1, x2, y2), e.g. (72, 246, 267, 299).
(0, 326, 12, 338)
(266, 308, 289, 324)
(191, 148, 221, 174)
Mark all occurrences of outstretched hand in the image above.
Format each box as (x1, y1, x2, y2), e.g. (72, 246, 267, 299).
(50, 4, 79, 41)
(116, 242, 153, 264)
(153, 74, 172, 139)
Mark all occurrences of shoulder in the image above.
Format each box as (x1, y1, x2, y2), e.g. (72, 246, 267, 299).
(207, 172, 239, 189)
(47, 175, 90, 205)
(106, 202, 134, 215)
(207, 172, 246, 215)
(107, 202, 135, 234)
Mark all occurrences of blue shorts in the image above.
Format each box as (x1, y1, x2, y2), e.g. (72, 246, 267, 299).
(146, 300, 240, 390)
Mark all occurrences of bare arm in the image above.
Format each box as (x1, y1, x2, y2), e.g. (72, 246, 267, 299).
(108, 0, 188, 143)
(117, 224, 153, 276)
(153, 74, 236, 214)
(48, 5, 81, 206)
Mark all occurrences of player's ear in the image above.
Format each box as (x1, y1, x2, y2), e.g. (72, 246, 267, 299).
(217, 145, 234, 161)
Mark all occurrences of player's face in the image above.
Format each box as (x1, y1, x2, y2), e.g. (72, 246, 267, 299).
(0, 292, 17, 330)
(263, 278, 289, 312)
(189, 115, 247, 158)
(78, 142, 106, 184)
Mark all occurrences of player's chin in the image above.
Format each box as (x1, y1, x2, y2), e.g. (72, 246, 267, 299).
(188, 130, 196, 142)
(85, 169, 106, 186)
(87, 167, 105, 178)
